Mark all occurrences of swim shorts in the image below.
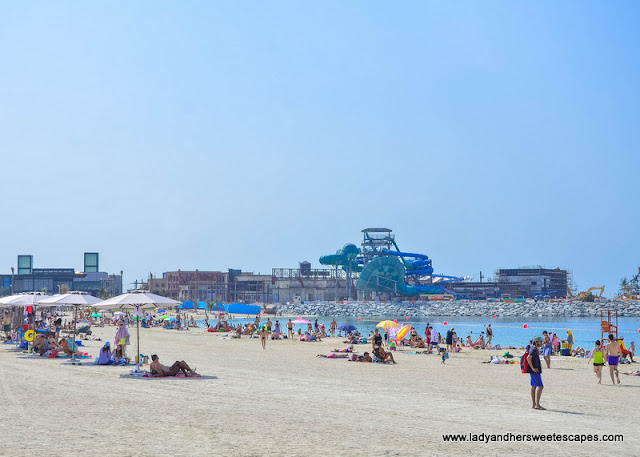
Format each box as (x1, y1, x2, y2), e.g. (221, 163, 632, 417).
(608, 356, 619, 366)
(593, 363, 604, 366)
(530, 373, 543, 387)
(3, 325, 10, 332)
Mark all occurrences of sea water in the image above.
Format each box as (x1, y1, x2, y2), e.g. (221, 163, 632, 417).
(197, 315, 640, 349)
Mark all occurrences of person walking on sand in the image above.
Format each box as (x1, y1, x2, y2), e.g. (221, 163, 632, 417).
(605, 333, 621, 385)
(587, 340, 605, 384)
(330, 319, 337, 338)
(542, 331, 552, 369)
(486, 324, 493, 346)
(527, 336, 545, 410)
(259, 325, 267, 349)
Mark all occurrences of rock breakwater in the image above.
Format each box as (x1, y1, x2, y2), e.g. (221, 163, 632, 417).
(276, 300, 640, 318)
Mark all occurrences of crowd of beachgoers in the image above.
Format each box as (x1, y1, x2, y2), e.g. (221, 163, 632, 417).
(3, 307, 637, 381)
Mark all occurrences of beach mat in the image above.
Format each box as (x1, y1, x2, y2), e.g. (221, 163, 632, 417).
(120, 373, 217, 380)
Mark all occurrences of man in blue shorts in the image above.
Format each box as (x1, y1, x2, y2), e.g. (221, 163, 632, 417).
(527, 336, 545, 410)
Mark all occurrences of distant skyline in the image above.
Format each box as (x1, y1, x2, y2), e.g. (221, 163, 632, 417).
(1, 2, 638, 296)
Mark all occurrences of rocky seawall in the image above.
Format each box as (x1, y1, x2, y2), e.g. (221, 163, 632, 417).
(276, 300, 640, 318)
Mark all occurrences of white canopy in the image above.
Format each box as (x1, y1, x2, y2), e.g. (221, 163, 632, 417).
(99, 291, 181, 372)
(0, 292, 53, 308)
(37, 291, 103, 307)
(99, 291, 181, 310)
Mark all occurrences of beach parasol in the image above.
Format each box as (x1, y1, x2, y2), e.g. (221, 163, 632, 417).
(292, 318, 311, 324)
(38, 292, 104, 361)
(376, 320, 399, 329)
(113, 311, 126, 316)
(0, 292, 52, 349)
(157, 309, 166, 313)
(99, 291, 181, 372)
(91, 313, 103, 318)
(0, 291, 51, 307)
(338, 324, 357, 332)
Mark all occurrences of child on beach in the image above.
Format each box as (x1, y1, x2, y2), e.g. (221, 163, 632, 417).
(440, 347, 447, 364)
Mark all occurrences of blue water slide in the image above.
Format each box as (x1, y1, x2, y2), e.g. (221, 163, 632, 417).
(381, 249, 433, 273)
(432, 274, 464, 283)
(381, 248, 429, 260)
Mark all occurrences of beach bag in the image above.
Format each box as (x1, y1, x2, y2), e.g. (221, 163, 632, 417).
(520, 351, 528, 374)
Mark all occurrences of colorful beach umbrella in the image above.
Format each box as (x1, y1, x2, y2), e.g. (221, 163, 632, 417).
(376, 320, 399, 329)
(338, 324, 357, 332)
(292, 318, 311, 324)
(91, 313, 103, 318)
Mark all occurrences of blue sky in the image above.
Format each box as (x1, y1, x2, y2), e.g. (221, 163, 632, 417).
(1, 2, 638, 295)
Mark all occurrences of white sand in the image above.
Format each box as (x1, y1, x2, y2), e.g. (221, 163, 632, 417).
(1, 325, 638, 456)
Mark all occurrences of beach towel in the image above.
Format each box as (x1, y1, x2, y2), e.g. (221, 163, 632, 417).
(120, 372, 216, 380)
(114, 326, 130, 347)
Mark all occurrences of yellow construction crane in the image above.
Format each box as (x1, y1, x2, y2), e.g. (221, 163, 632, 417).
(576, 286, 605, 300)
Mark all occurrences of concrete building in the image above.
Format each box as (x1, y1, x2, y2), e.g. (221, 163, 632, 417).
(0, 253, 122, 297)
(271, 266, 350, 303)
(495, 267, 569, 298)
(160, 270, 228, 301)
(449, 281, 500, 299)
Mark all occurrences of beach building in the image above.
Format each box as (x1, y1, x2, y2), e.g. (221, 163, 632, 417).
(271, 263, 350, 303)
(448, 281, 500, 299)
(495, 267, 569, 298)
(0, 253, 122, 297)
(149, 262, 350, 304)
(158, 270, 229, 302)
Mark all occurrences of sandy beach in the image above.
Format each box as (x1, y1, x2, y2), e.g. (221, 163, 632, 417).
(1, 325, 638, 457)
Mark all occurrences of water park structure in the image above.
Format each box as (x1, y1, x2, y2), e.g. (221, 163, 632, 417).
(320, 228, 463, 299)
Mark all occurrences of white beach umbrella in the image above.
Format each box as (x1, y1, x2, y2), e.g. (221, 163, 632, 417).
(100, 291, 181, 371)
(0, 292, 54, 348)
(0, 291, 51, 307)
(37, 292, 103, 352)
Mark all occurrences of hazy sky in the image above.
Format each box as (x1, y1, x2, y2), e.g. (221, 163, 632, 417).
(1, 2, 638, 295)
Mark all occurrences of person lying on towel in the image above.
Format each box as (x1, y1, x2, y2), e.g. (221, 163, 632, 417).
(150, 355, 199, 377)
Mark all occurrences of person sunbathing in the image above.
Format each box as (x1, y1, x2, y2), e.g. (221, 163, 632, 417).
(316, 354, 349, 358)
(373, 346, 396, 364)
(356, 352, 372, 362)
(622, 371, 640, 376)
(98, 342, 114, 365)
(59, 338, 77, 358)
(619, 339, 634, 362)
(150, 355, 198, 377)
(473, 335, 486, 349)
(332, 345, 355, 353)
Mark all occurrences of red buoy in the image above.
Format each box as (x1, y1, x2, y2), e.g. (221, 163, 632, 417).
(523, 323, 528, 329)
(443, 321, 448, 326)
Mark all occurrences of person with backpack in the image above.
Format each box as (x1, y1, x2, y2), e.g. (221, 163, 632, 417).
(527, 336, 545, 410)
